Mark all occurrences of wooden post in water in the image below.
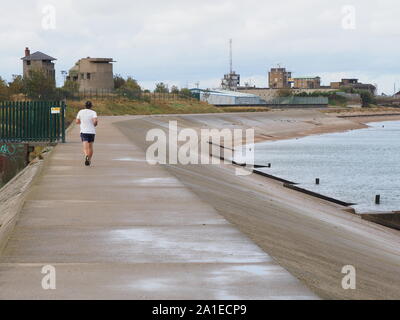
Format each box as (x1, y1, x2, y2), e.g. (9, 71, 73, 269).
(375, 195, 381, 205)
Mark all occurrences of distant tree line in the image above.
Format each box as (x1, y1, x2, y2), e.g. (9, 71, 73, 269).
(113, 74, 192, 99)
(277, 87, 376, 107)
(0, 71, 194, 102)
(0, 70, 79, 101)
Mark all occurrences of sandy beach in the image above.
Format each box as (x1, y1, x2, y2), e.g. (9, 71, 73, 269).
(116, 109, 400, 299)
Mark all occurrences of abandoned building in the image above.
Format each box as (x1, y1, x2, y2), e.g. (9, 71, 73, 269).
(67, 57, 115, 92)
(21, 47, 56, 83)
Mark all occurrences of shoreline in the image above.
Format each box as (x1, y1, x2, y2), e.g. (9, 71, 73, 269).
(252, 111, 400, 144)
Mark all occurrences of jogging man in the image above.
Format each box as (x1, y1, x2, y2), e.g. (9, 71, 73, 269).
(76, 101, 98, 166)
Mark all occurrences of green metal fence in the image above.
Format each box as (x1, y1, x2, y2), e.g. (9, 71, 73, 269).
(0, 101, 66, 143)
(267, 96, 329, 105)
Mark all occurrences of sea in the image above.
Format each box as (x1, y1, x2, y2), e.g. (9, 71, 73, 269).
(253, 121, 400, 213)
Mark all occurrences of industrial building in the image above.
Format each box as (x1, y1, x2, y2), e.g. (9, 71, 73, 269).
(293, 77, 321, 89)
(265, 66, 376, 94)
(268, 66, 321, 89)
(330, 79, 376, 94)
(21, 47, 56, 84)
(268, 67, 292, 89)
(221, 71, 240, 90)
(191, 89, 264, 105)
(67, 57, 115, 92)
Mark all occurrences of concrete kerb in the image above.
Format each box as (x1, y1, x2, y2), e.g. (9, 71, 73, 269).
(0, 122, 75, 256)
(0, 161, 42, 255)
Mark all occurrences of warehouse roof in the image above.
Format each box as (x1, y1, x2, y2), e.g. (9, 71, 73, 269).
(294, 76, 320, 80)
(190, 88, 260, 98)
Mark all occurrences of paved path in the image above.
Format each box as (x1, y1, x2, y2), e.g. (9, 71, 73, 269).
(0, 116, 317, 299)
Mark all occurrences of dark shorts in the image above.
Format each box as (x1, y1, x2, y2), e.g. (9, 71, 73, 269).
(80, 133, 96, 143)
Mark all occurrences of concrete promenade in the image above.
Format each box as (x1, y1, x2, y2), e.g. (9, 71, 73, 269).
(0, 116, 317, 299)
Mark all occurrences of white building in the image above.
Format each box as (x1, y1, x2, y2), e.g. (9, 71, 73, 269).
(191, 89, 264, 105)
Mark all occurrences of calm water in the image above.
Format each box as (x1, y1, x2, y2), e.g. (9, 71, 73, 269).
(254, 121, 400, 213)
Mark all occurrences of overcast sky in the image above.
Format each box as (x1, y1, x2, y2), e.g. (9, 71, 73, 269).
(1, 0, 399, 94)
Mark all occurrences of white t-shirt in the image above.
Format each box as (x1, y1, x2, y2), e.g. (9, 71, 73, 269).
(76, 109, 98, 134)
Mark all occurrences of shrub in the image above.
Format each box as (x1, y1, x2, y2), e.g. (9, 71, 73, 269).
(357, 90, 376, 107)
(0, 77, 10, 101)
(23, 70, 56, 100)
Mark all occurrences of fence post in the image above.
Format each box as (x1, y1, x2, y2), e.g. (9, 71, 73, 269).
(61, 101, 66, 143)
(0, 102, 4, 140)
(0, 102, 3, 139)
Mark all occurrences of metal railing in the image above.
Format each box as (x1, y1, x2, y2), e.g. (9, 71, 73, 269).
(56, 89, 195, 102)
(0, 101, 66, 143)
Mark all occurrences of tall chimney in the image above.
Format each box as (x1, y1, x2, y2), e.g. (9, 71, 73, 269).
(25, 47, 30, 57)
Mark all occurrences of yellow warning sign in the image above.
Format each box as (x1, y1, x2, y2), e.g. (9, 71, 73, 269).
(51, 107, 61, 114)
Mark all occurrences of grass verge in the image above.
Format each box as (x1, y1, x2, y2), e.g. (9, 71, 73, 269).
(65, 98, 272, 125)
(66, 98, 222, 124)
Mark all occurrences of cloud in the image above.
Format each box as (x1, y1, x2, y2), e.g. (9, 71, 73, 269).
(0, 0, 399, 93)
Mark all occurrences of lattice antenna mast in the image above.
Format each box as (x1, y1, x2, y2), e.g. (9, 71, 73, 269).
(229, 39, 233, 74)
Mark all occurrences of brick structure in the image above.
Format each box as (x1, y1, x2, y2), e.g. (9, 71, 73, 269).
(21, 47, 56, 84)
(330, 79, 376, 94)
(268, 67, 292, 89)
(293, 77, 321, 89)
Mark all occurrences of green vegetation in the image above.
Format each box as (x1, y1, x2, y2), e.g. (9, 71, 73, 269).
(8, 75, 24, 96)
(0, 77, 10, 101)
(154, 82, 169, 93)
(293, 91, 348, 106)
(113, 74, 126, 89)
(179, 88, 192, 98)
(57, 79, 80, 99)
(115, 77, 142, 99)
(170, 85, 179, 94)
(358, 91, 375, 107)
(276, 85, 380, 107)
(276, 88, 371, 107)
(65, 98, 224, 124)
(339, 86, 377, 107)
(0, 71, 68, 101)
(22, 70, 56, 99)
